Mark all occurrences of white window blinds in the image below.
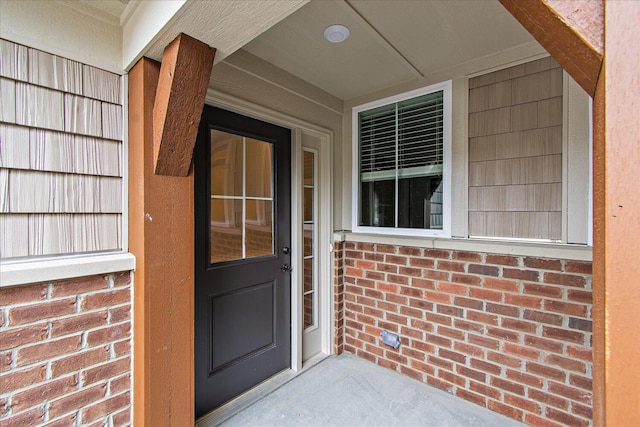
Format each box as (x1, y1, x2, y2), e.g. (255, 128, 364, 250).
(359, 91, 444, 181)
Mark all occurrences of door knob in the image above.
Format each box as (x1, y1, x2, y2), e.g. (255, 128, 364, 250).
(280, 264, 293, 272)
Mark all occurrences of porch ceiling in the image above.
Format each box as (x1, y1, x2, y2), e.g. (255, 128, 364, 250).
(239, 0, 536, 100)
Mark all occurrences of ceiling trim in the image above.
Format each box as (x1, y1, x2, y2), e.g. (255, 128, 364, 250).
(206, 87, 335, 138)
(341, 0, 423, 79)
(465, 50, 549, 78)
(54, 0, 123, 26)
(222, 58, 343, 116)
(121, 0, 142, 27)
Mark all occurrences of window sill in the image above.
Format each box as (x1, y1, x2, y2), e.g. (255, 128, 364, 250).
(0, 252, 136, 288)
(335, 232, 592, 261)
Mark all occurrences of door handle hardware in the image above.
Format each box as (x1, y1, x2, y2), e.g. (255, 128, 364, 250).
(280, 264, 293, 272)
(282, 246, 290, 254)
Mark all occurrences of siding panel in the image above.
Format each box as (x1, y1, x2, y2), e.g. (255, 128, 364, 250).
(101, 103, 122, 141)
(0, 168, 8, 212)
(64, 94, 102, 137)
(469, 58, 563, 240)
(0, 78, 16, 123)
(0, 124, 30, 168)
(27, 48, 83, 95)
(0, 41, 123, 259)
(0, 40, 28, 81)
(83, 65, 120, 104)
(26, 213, 121, 255)
(29, 131, 121, 177)
(0, 214, 29, 257)
(16, 83, 64, 130)
(8, 170, 121, 213)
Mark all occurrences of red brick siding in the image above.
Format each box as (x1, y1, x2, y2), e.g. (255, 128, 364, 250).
(0, 272, 132, 426)
(338, 242, 592, 426)
(333, 241, 344, 354)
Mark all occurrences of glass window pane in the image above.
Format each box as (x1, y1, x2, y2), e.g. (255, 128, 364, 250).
(245, 138, 273, 198)
(398, 176, 443, 229)
(303, 223, 313, 257)
(211, 130, 243, 197)
(303, 292, 314, 329)
(210, 199, 243, 263)
(304, 187, 314, 223)
(245, 199, 274, 258)
(303, 258, 313, 292)
(360, 180, 395, 227)
(303, 151, 314, 186)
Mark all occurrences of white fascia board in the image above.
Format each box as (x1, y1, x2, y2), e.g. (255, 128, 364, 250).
(123, 0, 309, 71)
(122, 0, 188, 71)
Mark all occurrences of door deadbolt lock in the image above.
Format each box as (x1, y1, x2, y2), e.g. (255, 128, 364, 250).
(280, 264, 293, 273)
(282, 246, 290, 254)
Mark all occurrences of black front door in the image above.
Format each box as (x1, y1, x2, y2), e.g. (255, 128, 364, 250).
(194, 105, 291, 418)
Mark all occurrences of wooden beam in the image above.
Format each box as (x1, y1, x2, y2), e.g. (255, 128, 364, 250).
(153, 33, 215, 176)
(129, 57, 195, 426)
(499, 0, 603, 97)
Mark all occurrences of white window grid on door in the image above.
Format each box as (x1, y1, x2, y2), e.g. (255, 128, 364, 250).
(210, 134, 274, 260)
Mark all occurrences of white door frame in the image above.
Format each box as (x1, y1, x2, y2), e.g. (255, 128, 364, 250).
(204, 89, 334, 372)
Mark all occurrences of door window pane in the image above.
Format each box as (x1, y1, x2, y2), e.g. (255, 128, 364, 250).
(303, 292, 314, 329)
(211, 131, 243, 197)
(245, 200, 273, 258)
(303, 151, 314, 186)
(303, 223, 313, 258)
(210, 199, 243, 263)
(210, 131, 274, 264)
(303, 258, 313, 292)
(303, 188, 314, 222)
(245, 138, 273, 198)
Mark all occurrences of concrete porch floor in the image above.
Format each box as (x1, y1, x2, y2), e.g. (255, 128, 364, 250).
(221, 353, 525, 426)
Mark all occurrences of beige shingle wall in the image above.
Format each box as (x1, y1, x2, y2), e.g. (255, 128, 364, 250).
(468, 57, 563, 240)
(0, 39, 123, 258)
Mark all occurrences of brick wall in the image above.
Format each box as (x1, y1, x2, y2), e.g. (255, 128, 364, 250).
(338, 241, 592, 426)
(333, 241, 345, 355)
(0, 272, 132, 426)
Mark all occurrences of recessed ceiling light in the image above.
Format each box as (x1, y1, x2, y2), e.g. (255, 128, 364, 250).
(323, 24, 350, 43)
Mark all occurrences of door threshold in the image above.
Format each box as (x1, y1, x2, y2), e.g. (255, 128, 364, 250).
(195, 353, 329, 427)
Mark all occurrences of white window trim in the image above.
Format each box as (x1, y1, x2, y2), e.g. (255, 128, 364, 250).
(352, 80, 452, 238)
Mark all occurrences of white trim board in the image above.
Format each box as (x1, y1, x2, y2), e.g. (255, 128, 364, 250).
(337, 232, 592, 262)
(0, 252, 136, 288)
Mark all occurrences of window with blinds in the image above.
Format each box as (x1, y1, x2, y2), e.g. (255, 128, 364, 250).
(353, 82, 451, 235)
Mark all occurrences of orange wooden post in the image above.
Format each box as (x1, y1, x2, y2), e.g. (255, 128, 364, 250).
(129, 57, 195, 426)
(598, 2, 640, 424)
